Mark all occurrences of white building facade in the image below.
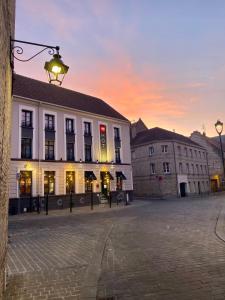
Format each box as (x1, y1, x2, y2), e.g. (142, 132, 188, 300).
(9, 75, 133, 213)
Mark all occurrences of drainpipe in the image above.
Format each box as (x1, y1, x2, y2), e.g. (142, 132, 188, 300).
(37, 101, 41, 212)
(172, 142, 179, 197)
(206, 152, 211, 194)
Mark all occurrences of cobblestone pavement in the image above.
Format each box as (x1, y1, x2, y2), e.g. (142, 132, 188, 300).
(4, 195, 225, 299)
(97, 195, 225, 300)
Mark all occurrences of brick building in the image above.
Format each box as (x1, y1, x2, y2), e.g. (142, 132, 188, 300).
(131, 124, 210, 198)
(9, 74, 133, 213)
(190, 131, 225, 192)
(0, 0, 15, 296)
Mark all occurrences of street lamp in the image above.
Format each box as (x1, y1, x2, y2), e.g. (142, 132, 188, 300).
(215, 120, 225, 188)
(10, 39, 69, 85)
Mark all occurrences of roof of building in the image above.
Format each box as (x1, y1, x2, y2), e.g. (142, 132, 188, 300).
(131, 127, 202, 148)
(13, 74, 128, 122)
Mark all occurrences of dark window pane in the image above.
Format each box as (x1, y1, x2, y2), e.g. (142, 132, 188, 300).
(21, 138, 32, 158)
(85, 144, 92, 162)
(114, 127, 120, 139)
(22, 110, 32, 127)
(84, 122, 91, 135)
(45, 140, 55, 160)
(45, 114, 55, 130)
(66, 118, 74, 133)
(67, 143, 74, 161)
(115, 148, 121, 163)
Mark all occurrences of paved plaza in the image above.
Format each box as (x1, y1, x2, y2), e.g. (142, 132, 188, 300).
(4, 195, 225, 299)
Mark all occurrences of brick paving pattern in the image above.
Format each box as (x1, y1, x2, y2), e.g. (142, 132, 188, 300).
(4, 196, 225, 299)
(97, 195, 225, 300)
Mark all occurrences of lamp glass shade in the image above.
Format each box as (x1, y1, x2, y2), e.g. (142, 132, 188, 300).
(215, 120, 223, 135)
(44, 53, 69, 85)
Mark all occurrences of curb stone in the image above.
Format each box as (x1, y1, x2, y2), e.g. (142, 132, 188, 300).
(79, 223, 114, 300)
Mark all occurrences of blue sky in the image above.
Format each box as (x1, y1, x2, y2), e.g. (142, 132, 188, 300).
(15, 0, 225, 136)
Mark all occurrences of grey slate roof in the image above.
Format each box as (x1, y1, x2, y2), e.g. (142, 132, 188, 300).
(13, 74, 128, 122)
(131, 127, 202, 148)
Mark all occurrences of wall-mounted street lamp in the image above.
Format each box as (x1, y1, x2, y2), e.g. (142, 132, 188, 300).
(215, 119, 225, 188)
(10, 38, 69, 85)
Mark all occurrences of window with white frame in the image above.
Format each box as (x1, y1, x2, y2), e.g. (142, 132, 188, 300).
(150, 163, 156, 174)
(163, 162, 170, 173)
(149, 146, 154, 156)
(162, 145, 168, 153)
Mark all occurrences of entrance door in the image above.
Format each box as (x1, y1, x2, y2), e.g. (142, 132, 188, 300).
(19, 171, 32, 197)
(211, 179, 218, 192)
(198, 181, 201, 194)
(100, 172, 110, 198)
(180, 182, 186, 197)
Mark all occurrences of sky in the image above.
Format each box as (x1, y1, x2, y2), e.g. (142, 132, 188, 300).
(14, 0, 225, 137)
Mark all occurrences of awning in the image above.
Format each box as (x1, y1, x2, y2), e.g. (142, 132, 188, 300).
(107, 172, 114, 180)
(85, 171, 97, 180)
(116, 172, 127, 180)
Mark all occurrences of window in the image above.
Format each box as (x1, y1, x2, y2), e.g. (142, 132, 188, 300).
(150, 163, 156, 174)
(116, 174, 123, 191)
(66, 118, 74, 133)
(45, 140, 54, 160)
(67, 143, 74, 161)
(192, 164, 195, 174)
(179, 162, 183, 173)
(44, 171, 55, 195)
(199, 151, 201, 158)
(19, 171, 32, 196)
(85, 144, 92, 162)
(203, 152, 205, 159)
(186, 163, 189, 174)
(184, 147, 188, 157)
(45, 114, 55, 130)
(22, 110, 32, 127)
(84, 122, 91, 135)
(177, 146, 181, 155)
(190, 149, 193, 157)
(85, 171, 93, 192)
(114, 127, 120, 139)
(115, 148, 121, 163)
(194, 150, 197, 157)
(196, 164, 199, 174)
(162, 145, 168, 153)
(149, 146, 154, 156)
(66, 171, 75, 194)
(205, 165, 207, 174)
(163, 162, 170, 173)
(21, 138, 32, 159)
(200, 165, 203, 174)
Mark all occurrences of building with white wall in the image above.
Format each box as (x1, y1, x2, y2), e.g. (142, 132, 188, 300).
(9, 74, 133, 213)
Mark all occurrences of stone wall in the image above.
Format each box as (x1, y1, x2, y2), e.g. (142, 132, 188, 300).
(132, 140, 210, 198)
(0, 0, 15, 296)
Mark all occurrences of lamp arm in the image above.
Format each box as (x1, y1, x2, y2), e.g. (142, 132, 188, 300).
(11, 46, 56, 62)
(10, 38, 60, 64)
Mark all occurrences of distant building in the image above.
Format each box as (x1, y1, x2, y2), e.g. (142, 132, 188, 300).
(190, 131, 225, 192)
(9, 74, 133, 213)
(131, 125, 210, 198)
